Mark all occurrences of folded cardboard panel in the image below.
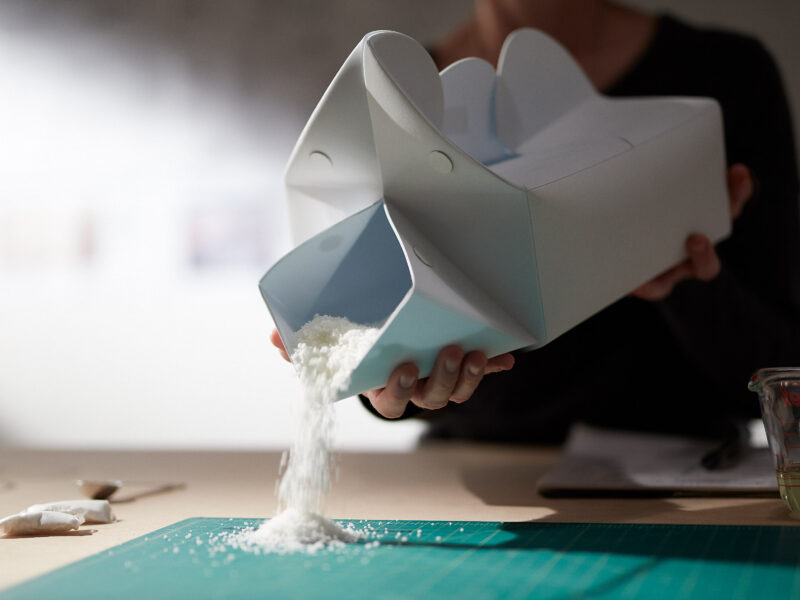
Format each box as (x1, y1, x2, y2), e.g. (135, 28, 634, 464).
(261, 28, 730, 399)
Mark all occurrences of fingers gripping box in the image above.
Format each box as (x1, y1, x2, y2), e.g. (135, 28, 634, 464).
(260, 29, 730, 399)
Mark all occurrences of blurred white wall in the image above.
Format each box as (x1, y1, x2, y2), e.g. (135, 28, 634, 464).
(0, 0, 797, 450)
(0, 0, 471, 450)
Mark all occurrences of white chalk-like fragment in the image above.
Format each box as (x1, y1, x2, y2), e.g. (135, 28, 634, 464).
(0, 511, 83, 536)
(26, 500, 115, 524)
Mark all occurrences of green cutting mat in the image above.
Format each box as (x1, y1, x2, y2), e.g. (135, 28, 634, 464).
(3, 518, 800, 599)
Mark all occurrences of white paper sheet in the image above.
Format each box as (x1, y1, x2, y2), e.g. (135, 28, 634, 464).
(538, 423, 777, 495)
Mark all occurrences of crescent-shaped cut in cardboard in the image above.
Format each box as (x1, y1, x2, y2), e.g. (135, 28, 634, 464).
(260, 28, 730, 399)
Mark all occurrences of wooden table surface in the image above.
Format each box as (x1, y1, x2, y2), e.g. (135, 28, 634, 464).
(0, 443, 792, 590)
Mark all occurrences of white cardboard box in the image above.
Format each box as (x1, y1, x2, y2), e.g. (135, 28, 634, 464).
(260, 28, 730, 399)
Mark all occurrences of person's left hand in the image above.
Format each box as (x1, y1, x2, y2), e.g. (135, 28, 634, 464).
(632, 163, 753, 301)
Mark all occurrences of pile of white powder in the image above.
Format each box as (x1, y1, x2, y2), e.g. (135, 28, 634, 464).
(235, 314, 380, 554)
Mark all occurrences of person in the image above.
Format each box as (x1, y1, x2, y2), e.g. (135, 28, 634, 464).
(273, 0, 800, 443)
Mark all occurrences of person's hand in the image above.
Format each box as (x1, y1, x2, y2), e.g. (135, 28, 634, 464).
(363, 346, 515, 418)
(632, 163, 753, 301)
(269, 329, 514, 418)
(270, 328, 291, 362)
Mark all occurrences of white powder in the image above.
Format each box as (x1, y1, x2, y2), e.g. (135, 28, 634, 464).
(230, 508, 360, 555)
(238, 314, 380, 554)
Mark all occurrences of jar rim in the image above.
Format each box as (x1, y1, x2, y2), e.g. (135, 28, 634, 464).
(748, 367, 800, 392)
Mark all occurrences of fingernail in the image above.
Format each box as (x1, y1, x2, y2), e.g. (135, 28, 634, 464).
(445, 359, 458, 374)
(399, 375, 415, 389)
(468, 365, 482, 376)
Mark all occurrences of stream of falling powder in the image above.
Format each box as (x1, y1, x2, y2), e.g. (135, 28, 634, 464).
(232, 315, 380, 554)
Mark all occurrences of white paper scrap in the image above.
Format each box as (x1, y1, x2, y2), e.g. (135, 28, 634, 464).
(538, 423, 777, 495)
(0, 511, 84, 536)
(26, 499, 115, 524)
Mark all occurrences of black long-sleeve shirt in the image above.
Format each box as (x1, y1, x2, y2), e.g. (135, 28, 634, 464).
(363, 15, 800, 443)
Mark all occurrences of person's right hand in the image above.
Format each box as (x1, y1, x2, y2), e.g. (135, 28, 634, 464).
(270, 328, 290, 362)
(362, 346, 515, 418)
(269, 329, 514, 418)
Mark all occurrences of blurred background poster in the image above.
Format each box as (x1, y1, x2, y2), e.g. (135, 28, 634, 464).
(0, 0, 797, 450)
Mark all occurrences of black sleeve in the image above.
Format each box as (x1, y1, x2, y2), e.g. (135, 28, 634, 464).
(657, 39, 800, 416)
